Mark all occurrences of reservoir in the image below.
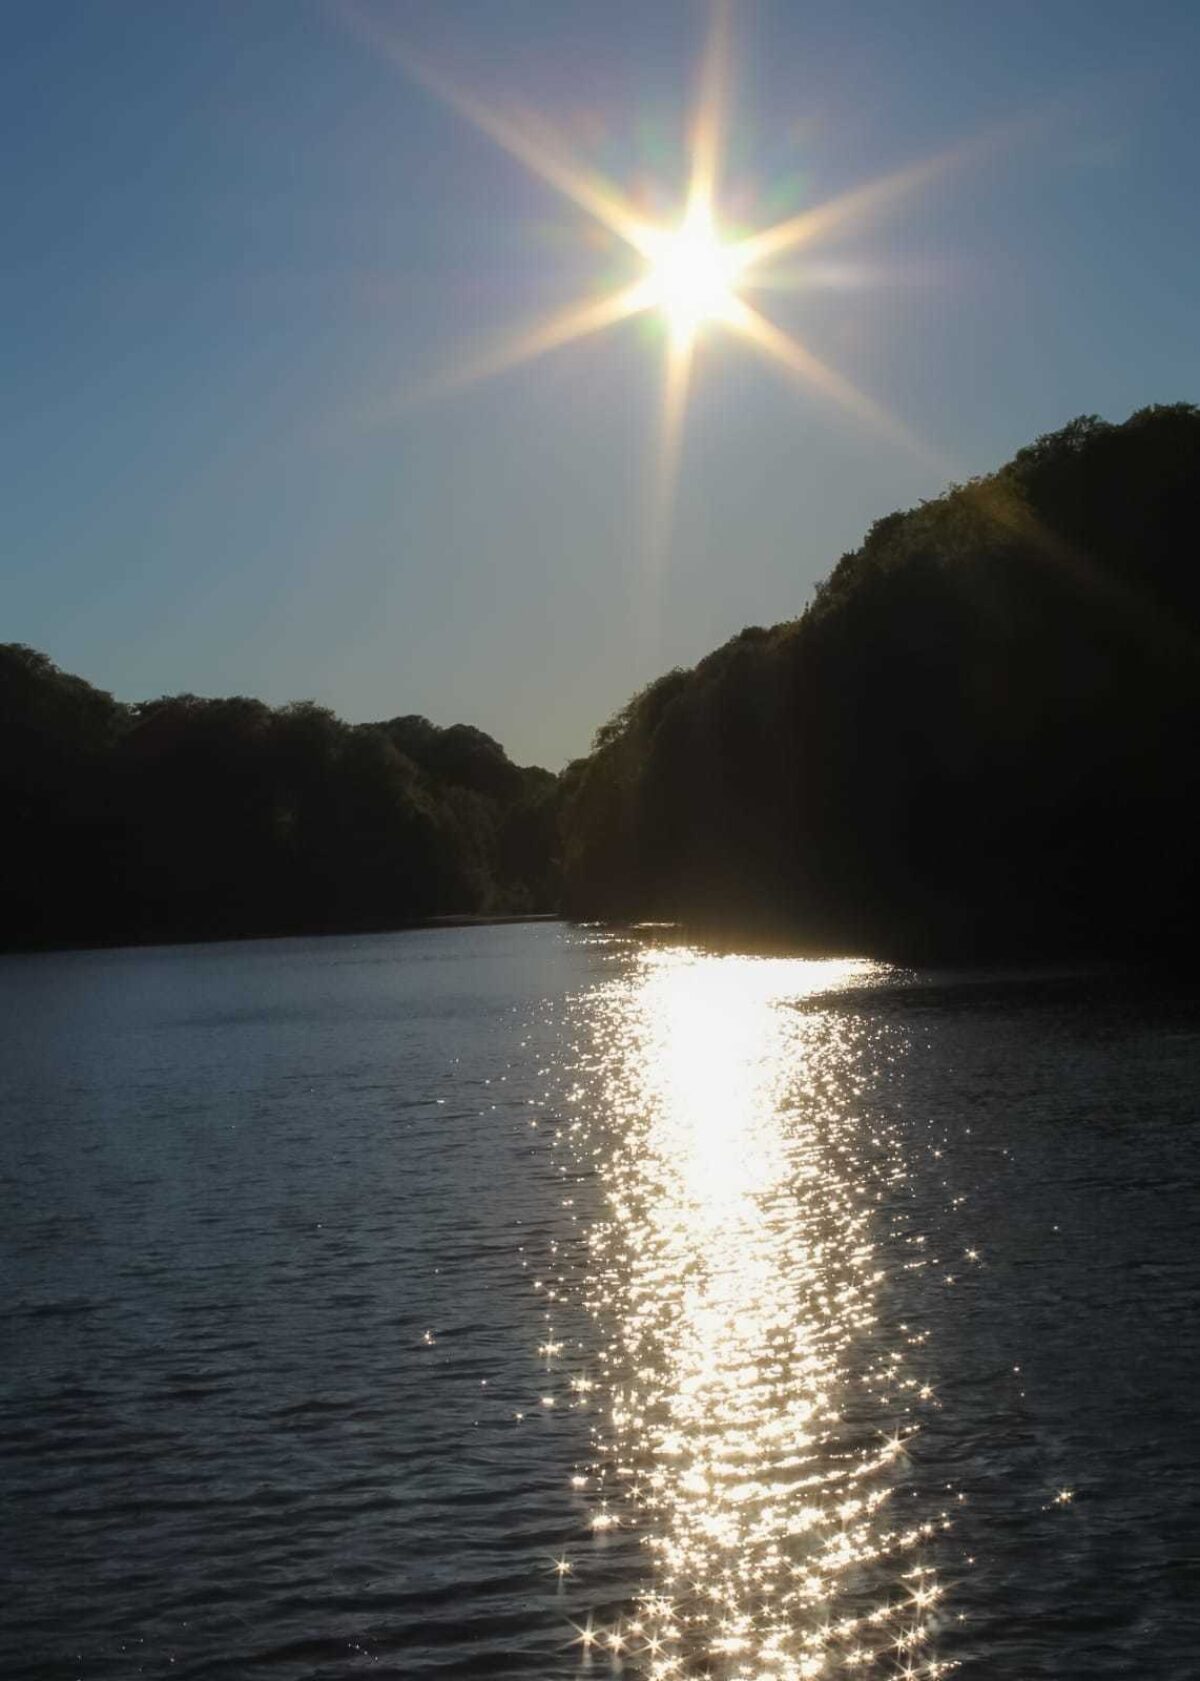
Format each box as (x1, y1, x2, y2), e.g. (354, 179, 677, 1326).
(1, 924, 1197, 1679)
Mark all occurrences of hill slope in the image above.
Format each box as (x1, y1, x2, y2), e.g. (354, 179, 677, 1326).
(560, 405, 1200, 960)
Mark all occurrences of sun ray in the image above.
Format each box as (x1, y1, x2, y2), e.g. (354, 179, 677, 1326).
(391, 279, 656, 409)
(641, 331, 697, 657)
(658, 337, 696, 532)
(732, 149, 965, 272)
(337, 1, 657, 257)
(742, 256, 940, 295)
(732, 110, 1043, 274)
(686, 0, 733, 215)
(725, 297, 952, 472)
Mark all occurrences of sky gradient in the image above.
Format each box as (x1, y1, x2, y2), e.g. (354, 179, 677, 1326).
(4, 0, 1199, 767)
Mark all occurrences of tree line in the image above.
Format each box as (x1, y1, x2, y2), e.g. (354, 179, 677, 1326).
(6, 403, 1197, 958)
(560, 404, 1200, 960)
(0, 650, 558, 948)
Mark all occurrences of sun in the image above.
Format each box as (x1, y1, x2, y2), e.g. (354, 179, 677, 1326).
(642, 204, 745, 344)
(348, 0, 959, 506)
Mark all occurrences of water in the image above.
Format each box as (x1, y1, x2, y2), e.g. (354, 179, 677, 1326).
(1, 925, 1197, 1680)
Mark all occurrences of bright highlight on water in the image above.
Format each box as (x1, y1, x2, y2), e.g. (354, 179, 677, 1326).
(540, 949, 956, 1678)
(2, 927, 1198, 1678)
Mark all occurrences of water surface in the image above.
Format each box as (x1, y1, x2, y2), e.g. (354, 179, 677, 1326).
(1, 926, 1197, 1678)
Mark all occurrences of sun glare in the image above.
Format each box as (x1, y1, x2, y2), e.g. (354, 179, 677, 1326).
(642, 205, 744, 343)
(348, 0, 966, 556)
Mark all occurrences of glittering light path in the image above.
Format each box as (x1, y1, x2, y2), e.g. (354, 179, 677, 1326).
(548, 946, 956, 1679)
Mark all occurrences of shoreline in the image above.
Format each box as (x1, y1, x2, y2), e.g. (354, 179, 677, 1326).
(0, 912, 564, 960)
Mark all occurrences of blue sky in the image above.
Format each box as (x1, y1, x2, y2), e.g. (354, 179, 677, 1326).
(4, 0, 1199, 767)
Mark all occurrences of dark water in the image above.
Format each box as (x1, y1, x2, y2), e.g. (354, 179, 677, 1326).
(1, 926, 1197, 1680)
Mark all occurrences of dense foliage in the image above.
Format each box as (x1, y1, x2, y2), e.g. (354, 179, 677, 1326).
(0, 652, 558, 948)
(9, 405, 1197, 958)
(561, 405, 1200, 959)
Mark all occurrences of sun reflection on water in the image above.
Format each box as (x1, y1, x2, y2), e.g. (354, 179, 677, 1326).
(552, 943, 955, 1678)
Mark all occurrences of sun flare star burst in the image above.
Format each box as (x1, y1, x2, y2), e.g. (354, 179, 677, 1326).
(346, 0, 974, 579)
(641, 205, 746, 345)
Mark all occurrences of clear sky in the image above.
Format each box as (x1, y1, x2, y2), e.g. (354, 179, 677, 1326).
(4, 0, 1199, 767)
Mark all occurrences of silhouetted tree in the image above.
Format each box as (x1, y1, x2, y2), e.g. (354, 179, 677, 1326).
(561, 404, 1200, 959)
(0, 654, 559, 948)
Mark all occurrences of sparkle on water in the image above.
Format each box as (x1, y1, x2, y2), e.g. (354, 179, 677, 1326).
(538, 945, 956, 1679)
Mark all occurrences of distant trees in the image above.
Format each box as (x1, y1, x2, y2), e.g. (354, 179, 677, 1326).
(560, 404, 1200, 959)
(9, 402, 1199, 959)
(0, 651, 558, 948)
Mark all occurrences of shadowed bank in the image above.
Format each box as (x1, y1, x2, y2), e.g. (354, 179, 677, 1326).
(560, 404, 1200, 962)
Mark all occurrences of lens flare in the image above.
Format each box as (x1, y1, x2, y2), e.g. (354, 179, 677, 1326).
(642, 205, 746, 345)
(340, 0, 964, 472)
(339, 0, 1012, 609)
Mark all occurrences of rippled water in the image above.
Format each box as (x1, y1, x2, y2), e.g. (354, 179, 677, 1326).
(1, 926, 1197, 1679)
